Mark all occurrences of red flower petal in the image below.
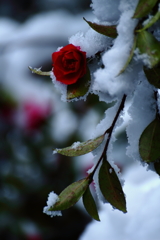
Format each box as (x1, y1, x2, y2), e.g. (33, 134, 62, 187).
(52, 44, 87, 85)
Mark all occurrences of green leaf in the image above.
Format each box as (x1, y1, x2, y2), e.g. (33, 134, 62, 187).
(54, 134, 104, 157)
(83, 17, 117, 38)
(67, 66, 91, 100)
(143, 64, 160, 88)
(117, 35, 137, 76)
(133, 0, 158, 18)
(0, 88, 17, 108)
(99, 159, 127, 213)
(139, 117, 160, 163)
(83, 186, 100, 221)
(28, 66, 51, 76)
(154, 160, 160, 176)
(136, 30, 160, 67)
(137, 9, 160, 32)
(49, 178, 89, 211)
(154, 159, 160, 176)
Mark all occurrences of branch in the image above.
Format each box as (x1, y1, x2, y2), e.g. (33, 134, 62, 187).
(88, 94, 127, 180)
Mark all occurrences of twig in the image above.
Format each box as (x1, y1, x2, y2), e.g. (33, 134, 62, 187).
(88, 94, 127, 181)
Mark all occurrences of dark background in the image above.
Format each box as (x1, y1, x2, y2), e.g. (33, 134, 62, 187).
(0, 1, 110, 239)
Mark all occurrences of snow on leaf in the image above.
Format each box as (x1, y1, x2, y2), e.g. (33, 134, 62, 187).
(83, 18, 117, 38)
(54, 134, 104, 157)
(136, 30, 160, 68)
(139, 117, 160, 163)
(99, 158, 127, 213)
(83, 186, 100, 221)
(137, 9, 160, 32)
(49, 178, 89, 211)
(43, 192, 62, 217)
(133, 0, 159, 18)
(117, 35, 137, 76)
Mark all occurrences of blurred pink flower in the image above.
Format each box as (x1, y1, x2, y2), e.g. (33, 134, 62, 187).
(17, 100, 52, 132)
(27, 234, 42, 240)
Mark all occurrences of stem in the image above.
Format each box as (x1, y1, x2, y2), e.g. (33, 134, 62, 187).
(154, 90, 160, 119)
(88, 94, 127, 181)
(28, 66, 51, 76)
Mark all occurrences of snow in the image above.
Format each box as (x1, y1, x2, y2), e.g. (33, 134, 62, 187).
(134, 48, 152, 68)
(126, 73, 156, 163)
(50, 71, 67, 102)
(91, 100, 120, 138)
(72, 141, 81, 148)
(91, 0, 121, 22)
(69, 29, 111, 58)
(92, 3, 138, 97)
(43, 191, 62, 217)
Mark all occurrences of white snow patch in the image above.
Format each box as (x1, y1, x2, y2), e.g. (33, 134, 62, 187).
(92, 5, 138, 96)
(50, 71, 67, 102)
(69, 29, 111, 58)
(91, 0, 121, 22)
(134, 48, 151, 68)
(43, 191, 62, 217)
(72, 141, 81, 148)
(126, 72, 156, 162)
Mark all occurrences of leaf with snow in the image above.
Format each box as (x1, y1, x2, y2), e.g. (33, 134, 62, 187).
(117, 36, 137, 76)
(28, 66, 51, 76)
(133, 0, 159, 18)
(49, 178, 89, 211)
(99, 158, 127, 213)
(67, 66, 91, 100)
(43, 192, 62, 217)
(139, 117, 160, 163)
(137, 9, 160, 32)
(136, 30, 160, 68)
(83, 186, 100, 221)
(54, 134, 104, 157)
(83, 18, 117, 38)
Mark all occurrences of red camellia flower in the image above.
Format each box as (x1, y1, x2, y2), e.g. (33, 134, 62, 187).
(52, 44, 87, 85)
